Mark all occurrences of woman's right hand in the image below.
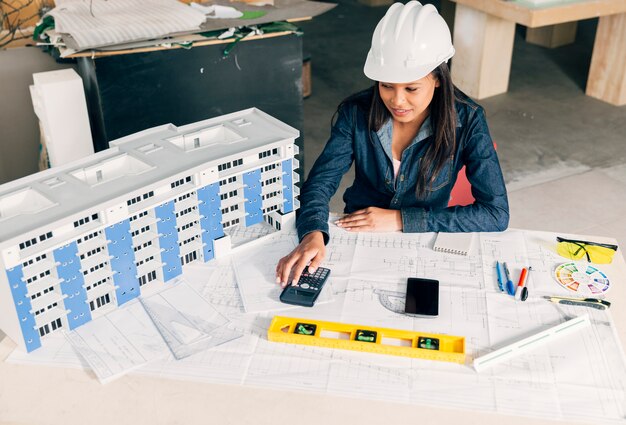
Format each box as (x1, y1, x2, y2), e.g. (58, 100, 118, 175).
(275, 231, 326, 288)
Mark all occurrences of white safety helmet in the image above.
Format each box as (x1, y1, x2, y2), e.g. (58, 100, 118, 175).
(363, 1, 455, 83)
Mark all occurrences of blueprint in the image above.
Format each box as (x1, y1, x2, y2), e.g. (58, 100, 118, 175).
(225, 220, 279, 249)
(7, 227, 626, 423)
(140, 282, 243, 359)
(64, 300, 168, 383)
(231, 231, 334, 313)
(323, 218, 359, 278)
(231, 231, 299, 313)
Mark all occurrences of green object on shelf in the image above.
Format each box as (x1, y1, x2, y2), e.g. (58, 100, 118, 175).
(33, 15, 55, 42)
(199, 22, 302, 58)
(241, 10, 267, 19)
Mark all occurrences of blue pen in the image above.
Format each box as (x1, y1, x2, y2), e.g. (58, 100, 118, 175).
(495, 261, 504, 291)
(503, 262, 515, 296)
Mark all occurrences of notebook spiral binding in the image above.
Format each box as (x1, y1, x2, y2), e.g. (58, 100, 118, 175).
(434, 246, 469, 255)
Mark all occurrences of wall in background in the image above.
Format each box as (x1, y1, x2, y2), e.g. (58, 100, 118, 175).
(0, 46, 74, 184)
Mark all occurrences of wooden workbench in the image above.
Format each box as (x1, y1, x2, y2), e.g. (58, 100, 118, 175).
(449, 0, 626, 105)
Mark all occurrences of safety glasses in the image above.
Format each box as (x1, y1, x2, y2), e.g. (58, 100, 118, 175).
(556, 237, 618, 264)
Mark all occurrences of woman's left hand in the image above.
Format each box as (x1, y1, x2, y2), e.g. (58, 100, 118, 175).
(335, 207, 403, 232)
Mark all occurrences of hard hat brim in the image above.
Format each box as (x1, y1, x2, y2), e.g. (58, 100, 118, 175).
(363, 49, 454, 84)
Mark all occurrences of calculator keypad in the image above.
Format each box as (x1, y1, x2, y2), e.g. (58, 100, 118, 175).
(294, 267, 330, 291)
(280, 267, 331, 307)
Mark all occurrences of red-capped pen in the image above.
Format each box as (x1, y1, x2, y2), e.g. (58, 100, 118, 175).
(515, 267, 531, 301)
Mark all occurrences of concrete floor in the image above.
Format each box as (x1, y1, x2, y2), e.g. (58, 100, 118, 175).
(298, 0, 626, 248)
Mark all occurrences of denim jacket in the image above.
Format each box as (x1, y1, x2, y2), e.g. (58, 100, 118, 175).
(296, 88, 509, 243)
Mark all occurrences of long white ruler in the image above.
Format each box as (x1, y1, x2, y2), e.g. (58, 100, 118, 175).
(474, 314, 591, 372)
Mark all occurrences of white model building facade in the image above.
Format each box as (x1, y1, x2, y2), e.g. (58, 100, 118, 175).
(0, 108, 300, 352)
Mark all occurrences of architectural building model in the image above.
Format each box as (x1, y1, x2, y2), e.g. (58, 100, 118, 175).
(0, 108, 300, 352)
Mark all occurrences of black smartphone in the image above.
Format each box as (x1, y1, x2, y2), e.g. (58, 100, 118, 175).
(405, 277, 439, 317)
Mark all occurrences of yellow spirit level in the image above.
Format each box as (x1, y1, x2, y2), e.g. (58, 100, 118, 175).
(268, 316, 466, 364)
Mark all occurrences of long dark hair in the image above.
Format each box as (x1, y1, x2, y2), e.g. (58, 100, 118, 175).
(335, 62, 460, 199)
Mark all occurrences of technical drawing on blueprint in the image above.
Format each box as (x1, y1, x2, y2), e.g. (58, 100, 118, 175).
(6, 228, 626, 423)
(140, 282, 243, 359)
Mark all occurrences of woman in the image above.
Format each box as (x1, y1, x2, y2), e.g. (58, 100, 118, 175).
(276, 1, 509, 287)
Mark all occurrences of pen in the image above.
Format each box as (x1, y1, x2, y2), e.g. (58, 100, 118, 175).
(495, 261, 504, 292)
(503, 262, 515, 296)
(514, 266, 531, 301)
(543, 296, 611, 310)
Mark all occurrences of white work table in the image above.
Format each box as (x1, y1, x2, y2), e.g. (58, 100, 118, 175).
(1, 228, 625, 425)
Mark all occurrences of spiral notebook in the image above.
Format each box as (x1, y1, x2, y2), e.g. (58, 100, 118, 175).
(433, 232, 474, 256)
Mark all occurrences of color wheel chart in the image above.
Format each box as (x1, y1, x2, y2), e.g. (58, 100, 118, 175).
(554, 262, 610, 295)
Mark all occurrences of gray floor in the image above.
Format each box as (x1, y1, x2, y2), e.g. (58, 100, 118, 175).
(298, 0, 626, 248)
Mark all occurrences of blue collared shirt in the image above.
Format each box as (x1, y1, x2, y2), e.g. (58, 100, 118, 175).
(296, 88, 509, 243)
(376, 115, 433, 166)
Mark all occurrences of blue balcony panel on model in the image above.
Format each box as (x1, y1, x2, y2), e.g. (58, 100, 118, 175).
(6, 266, 41, 352)
(155, 201, 182, 281)
(282, 159, 294, 213)
(54, 242, 92, 330)
(243, 168, 263, 226)
(105, 220, 139, 305)
(197, 183, 224, 262)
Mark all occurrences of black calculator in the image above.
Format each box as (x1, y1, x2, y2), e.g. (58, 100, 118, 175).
(279, 267, 331, 307)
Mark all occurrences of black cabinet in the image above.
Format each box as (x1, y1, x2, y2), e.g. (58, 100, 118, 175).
(77, 33, 304, 168)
